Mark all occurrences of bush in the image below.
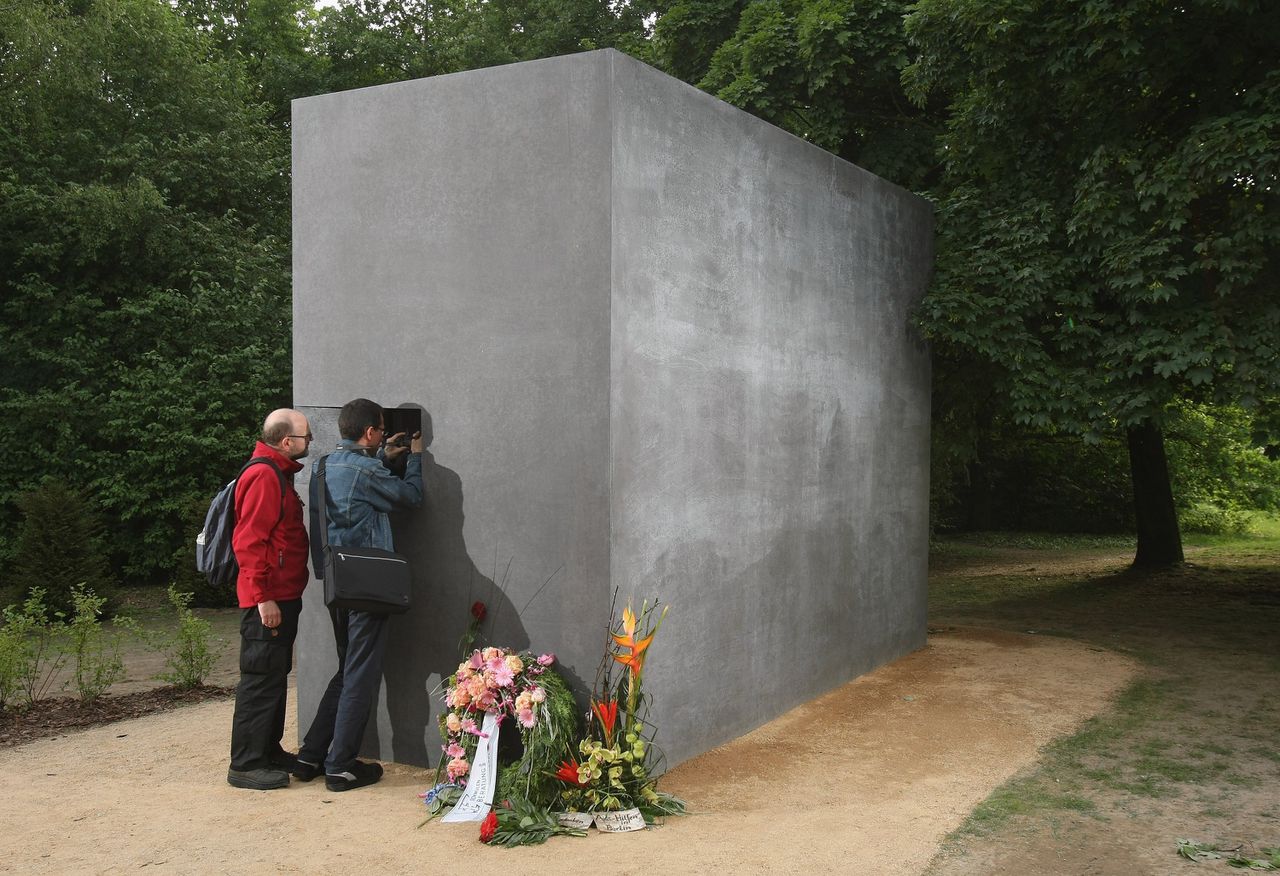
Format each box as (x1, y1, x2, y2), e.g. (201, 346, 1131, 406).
(8, 480, 115, 619)
(66, 585, 133, 702)
(1178, 504, 1255, 536)
(0, 619, 23, 710)
(152, 585, 218, 688)
(1167, 402, 1280, 519)
(1, 588, 68, 706)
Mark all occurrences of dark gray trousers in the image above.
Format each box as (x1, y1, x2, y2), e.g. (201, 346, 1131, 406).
(298, 606, 389, 774)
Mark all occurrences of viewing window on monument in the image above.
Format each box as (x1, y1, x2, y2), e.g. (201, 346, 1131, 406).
(383, 406, 421, 445)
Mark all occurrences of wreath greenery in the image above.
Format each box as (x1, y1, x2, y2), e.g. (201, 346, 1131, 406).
(429, 647, 580, 813)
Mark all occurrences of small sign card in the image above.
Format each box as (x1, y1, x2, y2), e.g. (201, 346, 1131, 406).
(593, 808, 646, 833)
(441, 712, 499, 822)
(556, 811, 595, 830)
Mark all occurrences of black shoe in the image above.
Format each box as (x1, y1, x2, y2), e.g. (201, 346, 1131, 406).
(227, 767, 289, 790)
(268, 749, 299, 771)
(325, 760, 384, 792)
(292, 759, 323, 782)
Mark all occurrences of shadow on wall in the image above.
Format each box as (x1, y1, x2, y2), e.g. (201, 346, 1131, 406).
(366, 406, 533, 767)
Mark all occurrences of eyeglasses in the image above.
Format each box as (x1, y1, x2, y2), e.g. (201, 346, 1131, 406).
(287, 434, 314, 442)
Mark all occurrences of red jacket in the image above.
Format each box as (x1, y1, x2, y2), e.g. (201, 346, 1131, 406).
(232, 442, 309, 607)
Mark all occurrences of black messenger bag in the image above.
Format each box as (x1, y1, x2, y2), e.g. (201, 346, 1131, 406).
(316, 455, 412, 615)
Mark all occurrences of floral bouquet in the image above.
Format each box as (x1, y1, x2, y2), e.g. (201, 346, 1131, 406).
(424, 644, 579, 820)
(553, 600, 686, 822)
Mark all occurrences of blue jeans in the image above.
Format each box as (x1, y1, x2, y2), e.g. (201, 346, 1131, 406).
(298, 607, 389, 773)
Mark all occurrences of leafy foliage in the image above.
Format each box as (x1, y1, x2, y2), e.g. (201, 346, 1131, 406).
(1, 588, 69, 706)
(494, 664, 580, 808)
(65, 585, 132, 702)
(1166, 402, 1280, 518)
(899, 0, 1280, 560)
(0, 0, 291, 585)
(654, 0, 940, 190)
(8, 480, 115, 618)
(482, 797, 587, 847)
(904, 0, 1280, 439)
(935, 401, 1280, 535)
(150, 585, 219, 688)
(0, 619, 25, 710)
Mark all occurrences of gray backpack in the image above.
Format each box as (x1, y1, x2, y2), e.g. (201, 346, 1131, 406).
(195, 457, 285, 587)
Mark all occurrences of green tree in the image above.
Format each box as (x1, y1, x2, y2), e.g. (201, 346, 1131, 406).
(171, 0, 325, 122)
(904, 0, 1280, 565)
(0, 0, 291, 583)
(304, 0, 653, 94)
(8, 480, 115, 617)
(653, 0, 941, 190)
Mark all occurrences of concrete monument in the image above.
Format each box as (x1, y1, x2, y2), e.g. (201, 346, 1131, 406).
(292, 48, 932, 769)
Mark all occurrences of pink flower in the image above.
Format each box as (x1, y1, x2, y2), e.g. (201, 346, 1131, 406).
(490, 662, 515, 687)
(468, 651, 484, 670)
(446, 743, 466, 759)
(517, 708, 536, 729)
(529, 685, 546, 704)
(446, 757, 470, 780)
(537, 653, 555, 666)
(461, 718, 479, 735)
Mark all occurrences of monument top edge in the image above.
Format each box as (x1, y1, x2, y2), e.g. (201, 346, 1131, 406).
(290, 47, 931, 209)
(289, 47, 622, 108)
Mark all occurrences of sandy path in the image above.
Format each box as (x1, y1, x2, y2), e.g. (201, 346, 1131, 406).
(0, 628, 1135, 875)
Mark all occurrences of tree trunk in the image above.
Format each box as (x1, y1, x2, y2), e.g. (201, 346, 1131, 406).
(1127, 419, 1184, 567)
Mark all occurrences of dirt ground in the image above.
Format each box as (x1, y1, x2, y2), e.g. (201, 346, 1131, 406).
(0, 626, 1135, 874)
(925, 540, 1280, 875)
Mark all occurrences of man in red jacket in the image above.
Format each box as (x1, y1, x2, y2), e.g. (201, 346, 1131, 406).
(226, 408, 313, 790)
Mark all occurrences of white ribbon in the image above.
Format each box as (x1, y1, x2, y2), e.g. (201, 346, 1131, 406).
(441, 712, 500, 822)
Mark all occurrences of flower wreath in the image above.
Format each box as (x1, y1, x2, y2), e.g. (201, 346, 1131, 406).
(424, 645, 580, 815)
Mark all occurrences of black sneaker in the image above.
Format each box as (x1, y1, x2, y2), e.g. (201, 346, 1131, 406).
(325, 760, 384, 792)
(227, 767, 289, 790)
(268, 749, 299, 771)
(292, 759, 323, 782)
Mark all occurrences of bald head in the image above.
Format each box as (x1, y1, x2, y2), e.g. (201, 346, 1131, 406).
(262, 408, 307, 447)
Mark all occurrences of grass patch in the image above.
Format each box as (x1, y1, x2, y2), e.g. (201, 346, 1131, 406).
(954, 779, 1097, 837)
(929, 573, 1085, 613)
(933, 532, 1136, 551)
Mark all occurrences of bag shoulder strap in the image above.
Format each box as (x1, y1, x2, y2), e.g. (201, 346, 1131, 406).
(238, 456, 288, 533)
(315, 454, 331, 549)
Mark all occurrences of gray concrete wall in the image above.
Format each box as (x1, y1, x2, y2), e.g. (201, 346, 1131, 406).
(291, 49, 932, 770)
(291, 52, 616, 766)
(607, 56, 933, 761)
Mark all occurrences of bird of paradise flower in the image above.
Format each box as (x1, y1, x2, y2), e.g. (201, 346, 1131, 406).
(607, 601, 667, 738)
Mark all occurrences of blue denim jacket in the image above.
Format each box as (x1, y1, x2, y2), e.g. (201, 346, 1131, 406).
(310, 441, 423, 559)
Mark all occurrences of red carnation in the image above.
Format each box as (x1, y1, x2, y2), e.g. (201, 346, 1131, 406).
(479, 809, 498, 843)
(471, 601, 487, 622)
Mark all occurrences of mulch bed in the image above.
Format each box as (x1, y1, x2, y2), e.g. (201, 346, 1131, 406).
(0, 685, 235, 748)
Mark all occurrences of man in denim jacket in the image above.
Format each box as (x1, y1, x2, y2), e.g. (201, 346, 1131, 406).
(294, 398, 423, 791)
